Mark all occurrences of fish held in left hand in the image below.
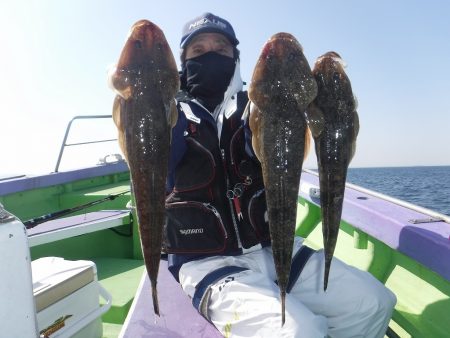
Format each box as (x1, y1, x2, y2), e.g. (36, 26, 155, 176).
(108, 19, 179, 315)
(248, 32, 317, 325)
(305, 51, 359, 291)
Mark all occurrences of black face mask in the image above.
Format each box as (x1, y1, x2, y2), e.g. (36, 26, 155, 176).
(181, 51, 235, 111)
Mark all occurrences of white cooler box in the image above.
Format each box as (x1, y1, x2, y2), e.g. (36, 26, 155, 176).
(32, 257, 112, 338)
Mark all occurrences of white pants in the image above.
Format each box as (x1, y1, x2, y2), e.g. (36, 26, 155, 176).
(179, 237, 396, 338)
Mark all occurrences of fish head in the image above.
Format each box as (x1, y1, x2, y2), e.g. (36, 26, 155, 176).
(109, 20, 180, 101)
(311, 51, 359, 163)
(118, 20, 174, 69)
(312, 51, 356, 115)
(249, 33, 317, 116)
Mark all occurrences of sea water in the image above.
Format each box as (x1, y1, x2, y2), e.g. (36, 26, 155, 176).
(346, 166, 450, 216)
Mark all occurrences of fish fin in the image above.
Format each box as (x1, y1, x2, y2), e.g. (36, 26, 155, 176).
(112, 95, 122, 129)
(248, 103, 264, 163)
(106, 64, 118, 91)
(169, 99, 178, 129)
(108, 65, 133, 100)
(167, 99, 178, 144)
(353, 110, 360, 138)
(305, 102, 325, 138)
(112, 95, 128, 161)
(152, 283, 160, 316)
(350, 110, 360, 161)
(304, 127, 311, 161)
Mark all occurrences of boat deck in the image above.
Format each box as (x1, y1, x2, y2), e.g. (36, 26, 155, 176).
(1, 164, 449, 337)
(120, 259, 222, 338)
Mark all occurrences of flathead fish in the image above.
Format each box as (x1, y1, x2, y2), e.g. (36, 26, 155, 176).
(305, 51, 359, 291)
(248, 33, 317, 325)
(109, 20, 179, 315)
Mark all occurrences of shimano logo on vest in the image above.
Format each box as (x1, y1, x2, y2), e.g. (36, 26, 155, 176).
(189, 18, 227, 31)
(179, 228, 204, 235)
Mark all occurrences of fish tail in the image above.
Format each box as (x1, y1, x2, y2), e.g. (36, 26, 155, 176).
(152, 282, 160, 316)
(323, 228, 336, 291)
(321, 185, 343, 291)
(281, 290, 286, 326)
(324, 256, 331, 291)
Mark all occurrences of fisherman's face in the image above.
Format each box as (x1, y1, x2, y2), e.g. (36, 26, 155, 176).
(185, 33, 234, 60)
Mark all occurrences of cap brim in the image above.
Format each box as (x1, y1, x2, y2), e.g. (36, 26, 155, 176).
(180, 26, 239, 48)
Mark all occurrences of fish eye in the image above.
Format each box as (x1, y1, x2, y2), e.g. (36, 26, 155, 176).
(135, 40, 143, 49)
(288, 52, 296, 61)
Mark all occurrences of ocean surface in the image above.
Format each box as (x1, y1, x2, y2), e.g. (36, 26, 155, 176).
(345, 166, 450, 216)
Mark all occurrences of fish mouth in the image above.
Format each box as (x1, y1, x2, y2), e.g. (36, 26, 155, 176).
(315, 51, 347, 70)
(260, 32, 304, 60)
(250, 33, 316, 113)
(128, 20, 167, 50)
(111, 20, 178, 99)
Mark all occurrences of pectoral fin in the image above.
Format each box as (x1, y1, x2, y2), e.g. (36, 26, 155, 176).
(248, 102, 264, 163)
(305, 102, 325, 139)
(304, 126, 311, 161)
(350, 110, 360, 160)
(169, 99, 178, 129)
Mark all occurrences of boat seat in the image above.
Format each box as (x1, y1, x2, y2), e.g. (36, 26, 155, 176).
(119, 258, 222, 338)
(27, 210, 131, 247)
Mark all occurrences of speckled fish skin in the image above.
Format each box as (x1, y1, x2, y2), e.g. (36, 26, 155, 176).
(306, 51, 359, 291)
(248, 33, 317, 326)
(109, 20, 179, 315)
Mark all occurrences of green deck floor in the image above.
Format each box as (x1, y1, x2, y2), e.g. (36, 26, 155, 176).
(102, 323, 123, 338)
(93, 258, 145, 331)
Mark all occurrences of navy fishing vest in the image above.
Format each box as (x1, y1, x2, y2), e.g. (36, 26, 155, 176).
(164, 91, 270, 264)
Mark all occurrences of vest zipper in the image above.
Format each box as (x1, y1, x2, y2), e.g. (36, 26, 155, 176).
(203, 202, 228, 239)
(221, 148, 243, 249)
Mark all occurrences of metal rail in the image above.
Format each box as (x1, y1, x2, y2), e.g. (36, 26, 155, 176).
(54, 115, 116, 172)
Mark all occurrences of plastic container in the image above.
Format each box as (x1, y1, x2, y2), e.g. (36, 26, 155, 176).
(1, 216, 39, 337)
(32, 257, 111, 338)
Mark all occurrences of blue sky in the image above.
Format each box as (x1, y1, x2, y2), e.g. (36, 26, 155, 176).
(1, 0, 449, 176)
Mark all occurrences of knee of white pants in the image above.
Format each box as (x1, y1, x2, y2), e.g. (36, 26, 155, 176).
(207, 271, 328, 338)
(359, 288, 397, 338)
(355, 278, 396, 311)
(363, 282, 397, 318)
(330, 285, 397, 338)
(364, 287, 396, 318)
(370, 286, 397, 328)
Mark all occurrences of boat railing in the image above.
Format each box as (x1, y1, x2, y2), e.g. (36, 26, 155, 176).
(54, 115, 118, 172)
(0, 174, 26, 182)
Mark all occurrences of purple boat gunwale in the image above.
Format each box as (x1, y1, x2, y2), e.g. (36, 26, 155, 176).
(299, 170, 450, 283)
(0, 162, 128, 196)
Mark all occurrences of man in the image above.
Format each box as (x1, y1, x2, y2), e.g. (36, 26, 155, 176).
(164, 12, 396, 338)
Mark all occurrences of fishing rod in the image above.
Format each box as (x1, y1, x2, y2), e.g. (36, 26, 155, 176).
(23, 190, 130, 229)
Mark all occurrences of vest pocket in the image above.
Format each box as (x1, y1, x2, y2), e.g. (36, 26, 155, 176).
(165, 201, 228, 254)
(247, 189, 270, 241)
(174, 137, 216, 192)
(229, 126, 262, 180)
